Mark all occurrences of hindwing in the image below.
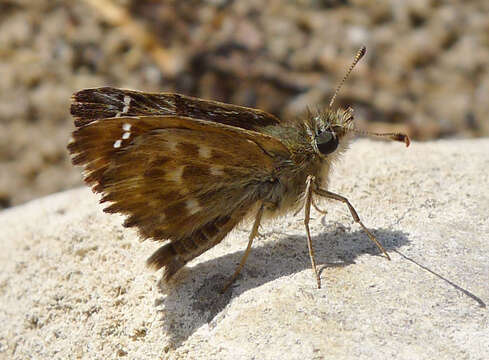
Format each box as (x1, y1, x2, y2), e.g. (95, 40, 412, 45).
(68, 115, 290, 242)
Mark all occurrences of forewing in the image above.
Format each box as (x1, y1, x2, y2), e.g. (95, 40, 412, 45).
(68, 115, 290, 242)
(71, 87, 281, 131)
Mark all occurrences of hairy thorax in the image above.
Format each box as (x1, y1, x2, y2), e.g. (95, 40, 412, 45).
(260, 121, 352, 220)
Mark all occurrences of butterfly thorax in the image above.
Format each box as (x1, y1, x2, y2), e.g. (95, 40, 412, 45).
(258, 108, 353, 216)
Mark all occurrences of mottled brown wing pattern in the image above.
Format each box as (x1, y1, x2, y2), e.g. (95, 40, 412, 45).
(71, 87, 281, 130)
(68, 114, 291, 279)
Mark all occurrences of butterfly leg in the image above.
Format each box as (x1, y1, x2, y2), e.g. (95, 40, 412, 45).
(313, 188, 391, 260)
(312, 198, 328, 215)
(221, 203, 265, 293)
(294, 196, 327, 217)
(304, 175, 321, 289)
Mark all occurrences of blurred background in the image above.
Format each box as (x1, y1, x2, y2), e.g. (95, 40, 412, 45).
(1, 0, 488, 209)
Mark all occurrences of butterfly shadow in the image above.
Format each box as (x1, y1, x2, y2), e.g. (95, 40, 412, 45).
(153, 226, 409, 349)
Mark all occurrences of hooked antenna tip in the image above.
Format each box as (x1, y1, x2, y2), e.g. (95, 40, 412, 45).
(390, 133, 411, 147)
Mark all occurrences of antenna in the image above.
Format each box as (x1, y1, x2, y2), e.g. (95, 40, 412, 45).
(352, 128, 411, 147)
(328, 46, 367, 109)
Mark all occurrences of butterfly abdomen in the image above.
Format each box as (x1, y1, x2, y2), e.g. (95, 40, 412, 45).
(146, 210, 247, 281)
(145, 242, 183, 281)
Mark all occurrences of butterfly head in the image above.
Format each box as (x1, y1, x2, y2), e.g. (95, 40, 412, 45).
(311, 46, 409, 158)
(311, 107, 354, 156)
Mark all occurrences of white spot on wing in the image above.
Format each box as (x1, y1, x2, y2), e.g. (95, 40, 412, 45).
(115, 97, 132, 117)
(122, 123, 131, 131)
(113, 139, 122, 148)
(122, 95, 131, 114)
(122, 132, 130, 139)
(186, 199, 202, 215)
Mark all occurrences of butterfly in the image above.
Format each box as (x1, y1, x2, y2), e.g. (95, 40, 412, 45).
(68, 46, 409, 291)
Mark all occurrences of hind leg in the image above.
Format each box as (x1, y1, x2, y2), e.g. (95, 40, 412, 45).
(304, 176, 321, 288)
(221, 203, 265, 293)
(314, 187, 390, 260)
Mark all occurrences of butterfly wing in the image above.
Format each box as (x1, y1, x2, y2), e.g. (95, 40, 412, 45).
(68, 115, 291, 279)
(71, 87, 281, 130)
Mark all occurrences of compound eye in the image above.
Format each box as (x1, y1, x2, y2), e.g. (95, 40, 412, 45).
(315, 131, 338, 155)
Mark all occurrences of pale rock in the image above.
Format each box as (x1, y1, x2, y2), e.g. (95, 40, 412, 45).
(1, 139, 488, 359)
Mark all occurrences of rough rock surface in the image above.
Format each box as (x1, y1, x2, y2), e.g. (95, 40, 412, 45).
(1, 139, 488, 359)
